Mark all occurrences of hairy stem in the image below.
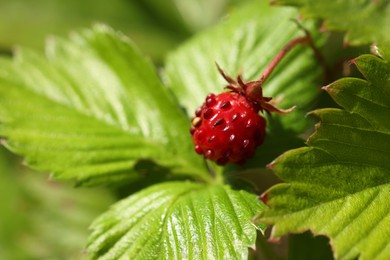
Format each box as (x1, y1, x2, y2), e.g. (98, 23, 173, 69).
(260, 21, 329, 85)
(260, 36, 310, 84)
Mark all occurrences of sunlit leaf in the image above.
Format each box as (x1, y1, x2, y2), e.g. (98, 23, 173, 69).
(259, 46, 390, 260)
(0, 25, 208, 186)
(164, 1, 325, 169)
(88, 181, 266, 259)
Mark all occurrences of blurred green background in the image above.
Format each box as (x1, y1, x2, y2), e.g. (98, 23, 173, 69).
(0, 0, 366, 258)
(0, 0, 250, 258)
(0, 0, 250, 62)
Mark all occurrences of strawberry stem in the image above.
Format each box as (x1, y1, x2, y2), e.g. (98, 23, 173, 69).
(215, 24, 327, 115)
(260, 21, 330, 85)
(259, 35, 310, 84)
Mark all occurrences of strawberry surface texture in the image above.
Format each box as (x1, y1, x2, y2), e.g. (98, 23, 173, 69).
(191, 92, 266, 165)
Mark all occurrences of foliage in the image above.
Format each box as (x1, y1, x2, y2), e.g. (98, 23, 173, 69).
(0, 147, 114, 259)
(88, 182, 265, 259)
(272, 0, 390, 45)
(0, 0, 389, 259)
(0, 25, 207, 186)
(164, 0, 324, 171)
(259, 47, 390, 259)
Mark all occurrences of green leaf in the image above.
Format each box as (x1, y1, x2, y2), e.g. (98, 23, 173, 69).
(273, 0, 390, 45)
(0, 24, 208, 186)
(87, 181, 266, 259)
(0, 147, 114, 259)
(164, 1, 325, 169)
(258, 47, 390, 259)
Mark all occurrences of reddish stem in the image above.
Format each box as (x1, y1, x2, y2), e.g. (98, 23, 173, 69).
(259, 36, 310, 84)
(216, 25, 327, 115)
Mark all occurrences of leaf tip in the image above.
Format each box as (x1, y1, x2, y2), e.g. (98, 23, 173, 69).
(348, 58, 357, 64)
(0, 138, 7, 146)
(343, 40, 351, 48)
(319, 23, 328, 33)
(370, 44, 381, 56)
(21, 159, 29, 167)
(260, 192, 269, 206)
(266, 161, 276, 169)
(268, 227, 281, 243)
(321, 84, 330, 91)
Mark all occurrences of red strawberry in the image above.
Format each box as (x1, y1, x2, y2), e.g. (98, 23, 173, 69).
(190, 32, 321, 165)
(190, 64, 294, 165)
(191, 92, 266, 165)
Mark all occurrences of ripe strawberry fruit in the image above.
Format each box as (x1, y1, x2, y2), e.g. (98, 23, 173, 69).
(190, 31, 317, 165)
(190, 64, 294, 165)
(191, 92, 266, 165)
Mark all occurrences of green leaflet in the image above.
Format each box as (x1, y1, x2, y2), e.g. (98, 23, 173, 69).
(0, 24, 208, 186)
(0, 147, 114, 259)
(259, 47, 390, 259)
(164, 1, 325, 170)
(87, 181, 266, 259)
(273, 0, 390, 45)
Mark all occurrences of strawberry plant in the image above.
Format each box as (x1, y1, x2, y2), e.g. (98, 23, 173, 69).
(0, 0, 389, 259)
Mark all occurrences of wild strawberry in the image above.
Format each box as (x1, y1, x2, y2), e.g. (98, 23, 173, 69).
(190, 31, 321, 165)
(190, 64, 295, 165)
(191, 91, 266, 165)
